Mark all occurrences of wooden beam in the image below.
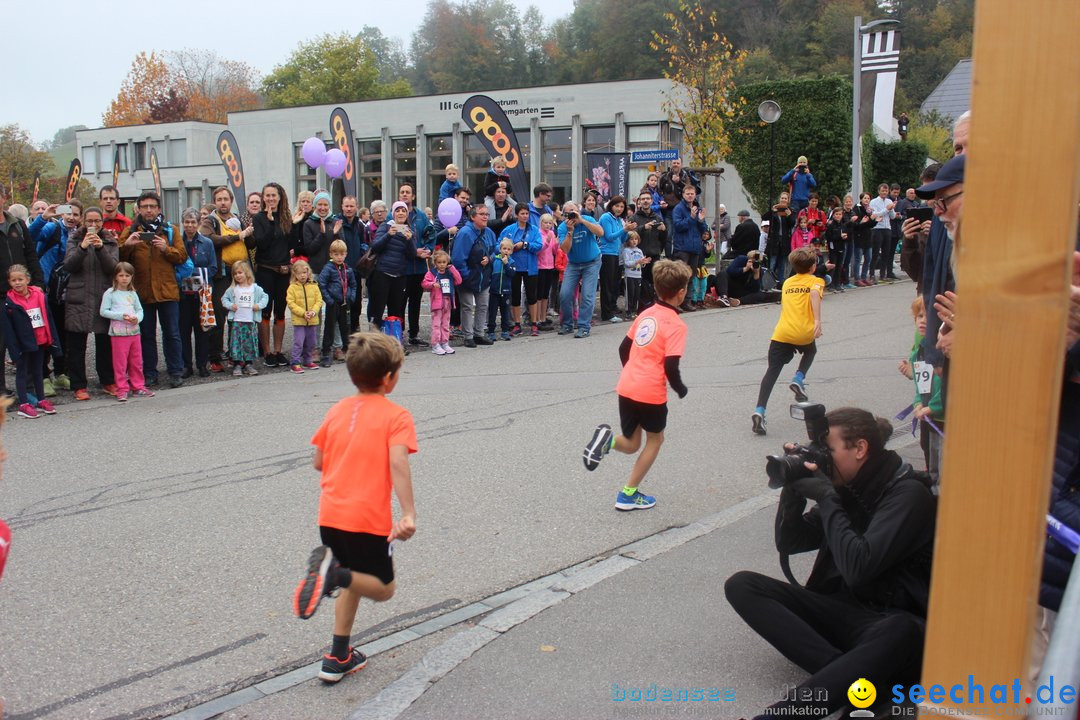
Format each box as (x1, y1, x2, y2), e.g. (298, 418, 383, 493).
(920, 0, 1080, 711)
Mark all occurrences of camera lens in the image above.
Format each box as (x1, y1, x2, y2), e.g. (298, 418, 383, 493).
(765, 452, 811, 489)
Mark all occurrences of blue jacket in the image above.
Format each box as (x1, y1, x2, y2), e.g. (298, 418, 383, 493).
(527, 200, 551, 229)
(29, 217, 69, 286)
(498, 222, 542, 275)
(438, 179, 462, 203)
(405, 208, 435, 275)
(451, 222, 496, 293)
(433, 213, 467, 250)
(182, 232, 218, 275)
(334, 214, 368, 269)
(2, 294, 61, 361)
(318, 262, 357, 305)
(598, 212, 628, 256)
(672, 200, 707, 254)
(644, 186, 663, 213)
(1040, 376, 1080, 612)
(920, 218, 953, 371)
(489, 255, 516, 296)
(780, 167, 818, 203)
(371, 221, 419, 277)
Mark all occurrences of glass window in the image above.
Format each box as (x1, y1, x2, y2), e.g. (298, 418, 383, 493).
(134, 142, 147, 170)
(427, 134, 453, 207)
(541, 129, 572, 206)
(114, 143, 129, 172)
(627, 125, 661, 199)
(358, 140, 382, 209)
(295, 143, 320, 197)
(668, 125, 684, 155)
(188, 188, 204, 209)
(97, 146, 112, 172)
(392, 137, 416, 199)
(163, 188, 180, 225)
(584, 126, 616, 152)
(81, 146, 97, 173)
(151, 140, 168, 167)
(170, 138, 187, 166)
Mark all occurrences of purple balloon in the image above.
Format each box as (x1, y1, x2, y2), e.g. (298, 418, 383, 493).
(437, 197, 462, 228)
(302, 137, 326, 168)
(324, 149, 347, 179)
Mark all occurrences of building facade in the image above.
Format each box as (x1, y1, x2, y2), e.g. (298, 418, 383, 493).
(76, 78, 748, 222)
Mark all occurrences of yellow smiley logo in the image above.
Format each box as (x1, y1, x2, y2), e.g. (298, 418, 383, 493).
(847, 678, 876, 709)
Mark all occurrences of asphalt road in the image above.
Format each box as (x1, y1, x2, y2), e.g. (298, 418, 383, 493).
(0, 280, 919, 719)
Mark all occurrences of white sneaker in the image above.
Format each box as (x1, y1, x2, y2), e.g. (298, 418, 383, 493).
(442, 343, 455, 355)
(432, 344, 446, 355)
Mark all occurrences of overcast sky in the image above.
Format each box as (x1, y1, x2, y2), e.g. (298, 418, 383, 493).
(10, 0, 577, 146)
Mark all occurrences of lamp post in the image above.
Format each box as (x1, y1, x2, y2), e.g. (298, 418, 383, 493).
(757, 100, 781, 207)
(852, 17, 900, 199)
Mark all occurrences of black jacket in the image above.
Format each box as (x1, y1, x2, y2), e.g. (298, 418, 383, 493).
(1040, 372, 1080, 612)
(762, 206, 794, 258)
(0, 212, 44, 292)
(729, 219, 760, 257)
(302, 215, 335, 274)
(775, 450, 936, 616)
(631, 208, 666, 258)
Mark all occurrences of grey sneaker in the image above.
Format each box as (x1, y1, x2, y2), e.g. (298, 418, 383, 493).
(583, 424, 614, 471)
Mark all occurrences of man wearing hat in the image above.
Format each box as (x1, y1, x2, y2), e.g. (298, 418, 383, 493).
(729, 210, 761, 257)
(915, 153, 964, 363)
(781, 156, 817, 213)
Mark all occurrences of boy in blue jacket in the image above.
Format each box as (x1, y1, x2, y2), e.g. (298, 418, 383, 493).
(318, 240, 357, 367)
(486, 238, 516, 341)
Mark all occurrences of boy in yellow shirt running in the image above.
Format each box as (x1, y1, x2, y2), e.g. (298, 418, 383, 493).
(752, 247, 824, 435)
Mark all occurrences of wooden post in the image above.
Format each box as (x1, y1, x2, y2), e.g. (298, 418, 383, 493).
(920, 0, 1080, 711)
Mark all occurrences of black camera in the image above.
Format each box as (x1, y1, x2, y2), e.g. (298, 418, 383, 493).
(567, 211, 579, 220)
(765, 403, 832, 489)
(751, 260, 761, 269)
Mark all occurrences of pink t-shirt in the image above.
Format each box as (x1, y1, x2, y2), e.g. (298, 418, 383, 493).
(536, 229, 558, 270)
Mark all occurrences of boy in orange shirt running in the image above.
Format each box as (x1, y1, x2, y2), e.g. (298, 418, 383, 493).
(292, 332, 418, 683)
(582, 259, 692, 510)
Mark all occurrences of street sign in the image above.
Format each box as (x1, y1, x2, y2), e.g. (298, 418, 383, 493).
(630, 149, 679, 163)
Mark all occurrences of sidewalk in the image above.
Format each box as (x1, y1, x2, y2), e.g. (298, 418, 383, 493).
(194, 439, 927, 720)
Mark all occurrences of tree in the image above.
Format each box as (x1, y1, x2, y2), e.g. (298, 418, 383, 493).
(0, 124, 96, 207)
(166, 49, 262, 124)
(726, 77, 853, 213)
(145, 89, 190, 124)
(650, 0, 747, 166)
(50, 125, 88, 150)
(358, 26, 411, 86)
(545, 0, 672, 84)
(262, 33, 411, 108)
(103, 52, 175, 127)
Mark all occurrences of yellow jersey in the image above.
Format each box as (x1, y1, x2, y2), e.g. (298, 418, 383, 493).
(771, 272, 824, 345)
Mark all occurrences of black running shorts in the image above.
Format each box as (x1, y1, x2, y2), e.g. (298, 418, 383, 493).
(319, 526, 395, 585)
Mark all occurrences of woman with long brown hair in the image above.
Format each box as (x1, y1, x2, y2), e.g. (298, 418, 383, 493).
(251, 182, 293, 366)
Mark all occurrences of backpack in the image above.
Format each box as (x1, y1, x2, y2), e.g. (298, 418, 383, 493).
(166, 226, 195, 285)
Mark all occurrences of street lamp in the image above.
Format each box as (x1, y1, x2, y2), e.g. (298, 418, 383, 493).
(852, 17, 900, 199)
(757, 100, 781, 207)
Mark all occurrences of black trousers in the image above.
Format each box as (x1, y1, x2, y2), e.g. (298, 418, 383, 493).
(65, 331, 114, 390)
(725, 570, 924, 715)
(756, 340, 816, 410)
(883, 232, 899, 277)
(348, 276, 364, 334)
(368, 272, 406, 329)
(487, 293, 512, 333)
(322, 303, 350, 354)
(624, 277, 641, 315)
(405, 273, 424, 340)
(179, 294, 209, 371)
(599, 254, 621, 319)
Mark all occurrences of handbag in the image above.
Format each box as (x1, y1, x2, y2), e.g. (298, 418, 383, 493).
(381, 315, 403, 345)
(356, 248, 376, 276)
(197, 268, 217, 330)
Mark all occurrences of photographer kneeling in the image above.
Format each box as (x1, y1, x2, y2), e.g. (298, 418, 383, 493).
(725, 406, 936, 718)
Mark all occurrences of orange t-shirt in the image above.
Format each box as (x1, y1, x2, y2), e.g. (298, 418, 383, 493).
(615, 302, 687, 405)
(312, 394, 418, 535)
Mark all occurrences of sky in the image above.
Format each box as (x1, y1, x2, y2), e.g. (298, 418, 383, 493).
(9, 0, 577, 147)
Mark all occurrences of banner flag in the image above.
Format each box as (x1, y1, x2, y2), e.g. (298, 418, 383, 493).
(216, 131, 247, 212)
(585, 152, 629, 205)
(461, 95, 528, 201)
(64, 159, 81, 202)
(329, 107, 357, 201)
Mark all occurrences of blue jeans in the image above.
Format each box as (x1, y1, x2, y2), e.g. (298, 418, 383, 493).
(854, 247, 872, 281)
(560, 257, 601, 331)
(769, 251, 787, 281)
(140, 300, 183, 379)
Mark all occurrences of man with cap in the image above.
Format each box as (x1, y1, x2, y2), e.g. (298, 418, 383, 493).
(781, 156, 817, 213)
(729, 210, 761, 258)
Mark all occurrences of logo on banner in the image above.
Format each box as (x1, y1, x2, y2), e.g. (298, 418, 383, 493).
(65, 159, 81, 202)
(216, 131, 247, 206)
(113, 147, 121, 188)
(329, 107, 357, 198)
(461, 95, 528, 199)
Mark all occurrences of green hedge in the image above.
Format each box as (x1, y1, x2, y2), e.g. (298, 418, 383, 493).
(861, 133, 930, 193)
(726, 76, 852, 215)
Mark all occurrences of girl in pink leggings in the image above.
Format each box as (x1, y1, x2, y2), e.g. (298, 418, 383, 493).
(421, 250, 462, 356)
(100, 263, 154, 402)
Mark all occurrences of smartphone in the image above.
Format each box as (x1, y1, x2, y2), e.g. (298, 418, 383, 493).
(139, 231, 157, 242)
(55, 204, 73, 215)
(907, 206, 933, 222)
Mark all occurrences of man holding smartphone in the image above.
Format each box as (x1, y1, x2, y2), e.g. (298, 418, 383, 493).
(118, 191, 186, 388)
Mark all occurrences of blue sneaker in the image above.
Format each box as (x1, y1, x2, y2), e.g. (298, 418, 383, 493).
(501, 331, 511, 341)
(558, 325, 573, 335)
(789, 378, 808, 403)
(487, 332, 497, 343)
(574, 328, 590, 339)
(615, 489, 657, 511)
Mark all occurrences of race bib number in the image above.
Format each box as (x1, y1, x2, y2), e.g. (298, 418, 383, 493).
(27, 307, 45, 329)
(914, 361, 933, 394)
(439, 278, 451, 294)
(237, 292, 253, 308)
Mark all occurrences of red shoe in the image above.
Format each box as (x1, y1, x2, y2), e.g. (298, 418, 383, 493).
(36, 399, 57, 415)
(531, 324, 539, 337)
(102, 383, 118, 397)
(74, 389, 91, 401)
(208, 362, 225, 373)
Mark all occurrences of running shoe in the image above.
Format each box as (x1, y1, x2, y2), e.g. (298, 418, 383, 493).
(294, 545, 336, 620)
(36, 400, 56, 415)
(752, 412, 767, 436)
(16, 403, 39, 419)
(615, 489, 657, 511)
(133, 388, 156, 398)
(291, 364, 305, 374)
(790, 378, 809, 403)
(319, 647, 367, 683)
(583, 424, 613, 471)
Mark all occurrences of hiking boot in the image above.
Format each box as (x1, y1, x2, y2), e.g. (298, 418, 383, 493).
(318, 647, 367, 683)
(583, 424, 614, 471)
(475, 335, 494, 346)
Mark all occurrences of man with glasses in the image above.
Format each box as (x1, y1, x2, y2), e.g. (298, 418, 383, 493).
(528, 183, 554, 228)
(118, 191, 187, 388)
